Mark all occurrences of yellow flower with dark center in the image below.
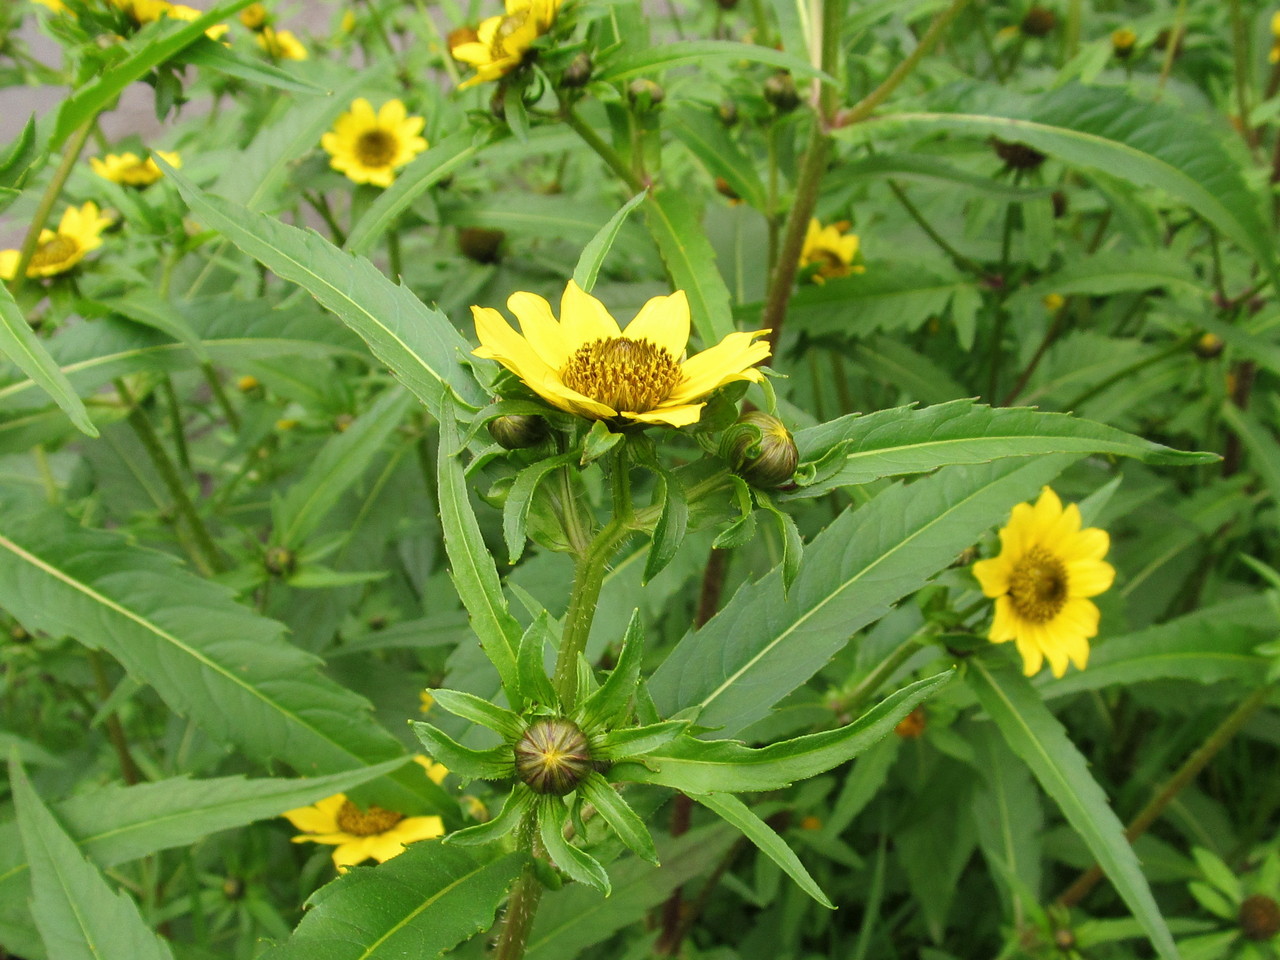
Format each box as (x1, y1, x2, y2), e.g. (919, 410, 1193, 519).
(90, 150, 181, 187)
(972, 487, 1115, 678)
(257, 26, 307, 60)
(799, 218, 863, 284)
(238, 1, 267, 29)
(283, 794, 445, 870)
(451, 0, 561, 89)
(0, 203, 111, 281)
(321, 98, 428, 188)
(472, 280, 771, 428)
(1111, 27, 1137, 57)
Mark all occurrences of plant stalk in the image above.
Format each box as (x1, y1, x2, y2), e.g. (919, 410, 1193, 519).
(493, 815, 544, 960)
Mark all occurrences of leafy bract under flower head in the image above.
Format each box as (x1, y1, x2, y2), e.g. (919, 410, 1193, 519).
(471, 280, 771, 428)
(451, 0, 562, 89)
(972, 487, 1115, 679)
(0, 202, 111, 280)
(320, 98, 428, 188)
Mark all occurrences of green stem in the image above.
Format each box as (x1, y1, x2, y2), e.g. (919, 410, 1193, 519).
(88, 649, 142, 785)
(303, 190, 347, 245)
(493, 813, 545, 960)
(1228, 0, 1255, 149)
(387, 224, 403, 282)
(6, 120, 95, 296)
(1058, 684, 1273, 908)
(116, 380, 223, 576)
(1062, 335, 1194, 411)
(833, 630, 931, 717)
(202, 362, 241, 431)
(1156, 0, 1187, 97)
(161, 376, 191, 473)
(886, 178, 982, 274)
(560, 105, 644, 193)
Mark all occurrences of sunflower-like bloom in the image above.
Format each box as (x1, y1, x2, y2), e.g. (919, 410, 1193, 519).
(283, 793, 445, 870)
(0, 202, 111, 281)
(451, 0, 561, 90)
(472, 280, 771, 428)
(798, 218, 863, 285)
(972, 487, 1116, 679)
(257, 26, 307, 60)
(90, 150, 181, 187)
(321, 98, 427, 188)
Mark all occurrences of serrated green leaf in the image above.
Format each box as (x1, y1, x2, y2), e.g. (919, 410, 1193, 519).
(578, 774, 657, 864)
(518, 612, 560, 710)
(0, 490, 424, 808)
(258, 843, 526, 959)
(160, 159, 485, 417)
(11, 758, 175, 960)
(504, 451, 578, 563)
(577, 611, 643, 732)
(539, 798, 610, 894)
(692, 792, 833, 908)
(573, 190, 647, 293)
(644, 189, 735, 345)
(643, 468, 687, 584)
(447, 786, 535, 846)
(613, 672, 950, 791)
(788, 400, 1215, 498)
(411, 722, 514, 781)
(595, 720, 687, 761)
(0, 284, 95, 437)
(430, 689, 524, 741)
(651, 456, 1079, 735)
(967, 659, 1179, 960)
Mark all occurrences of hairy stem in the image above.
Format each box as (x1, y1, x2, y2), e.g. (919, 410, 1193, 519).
(493, 816, 544, 960)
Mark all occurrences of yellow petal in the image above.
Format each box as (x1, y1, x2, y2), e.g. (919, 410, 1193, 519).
(1066, 559, 1114, 598)
(507, 291, 573, 368)
(471, 305, 557, 385)
(622, 290, 690, 358)
(667, 331, 770, 403)
(391, 816, 446, 843)
(989, 595, 1018, 642)
(0, 250, 18, 282)
(1062, 526, 1109, 563)
(283, 794, 345, 833)
(530, 372, 617, 419)
(332, 839, 374, 869)
(972, 557, 1010, 598)
(366, 835, 412, 863)
(1014, 631, 1044, 676)
(560, 280, 621, 345)
(379, 99, 407, 127)
(627, 402, 705, 427)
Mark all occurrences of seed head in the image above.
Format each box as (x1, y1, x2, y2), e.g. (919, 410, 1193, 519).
(514, 718, 593, 795)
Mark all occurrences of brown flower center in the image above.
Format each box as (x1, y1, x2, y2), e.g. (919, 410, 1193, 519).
(1240, 894, 1280, 941)
(29, 235, 80, 272)
(1008, 546, 1069, 623)
(810, 248, 850, 276)
(560, 337, 682, 413)
(355, 129, 398, 169)
(335, 800, 403, 837)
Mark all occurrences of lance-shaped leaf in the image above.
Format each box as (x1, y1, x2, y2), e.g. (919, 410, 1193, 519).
(518, 612, 560, 709)
(540, 798, 610, 895)
(578, 774, 657, 865)
(258, 843, 526, 960)
(0, 283, 94, 436)
(412, 722, 515, 782)
(789, 400, 1216, 498)
(594, 720, 687, 762)
(430, 689, 525, 741)
(650, 456, 1079, 736)
(573, 190, 648, 293)
(504, 451, 578, 563)
(693, 792, 833, 908)
(160, 159, 486, 418)
(0, 490, 424, 809)
(11, 759, 175, 960)
(447, 786, 536, 846)
(576, 611, 644, 732)
(613, 672, 950, 792)
(437, 402, 523, 699)
(968, 658, 1179, 960)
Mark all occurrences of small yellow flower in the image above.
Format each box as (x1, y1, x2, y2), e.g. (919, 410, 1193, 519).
(414, 755, 449, 785)
(90, 150, 181, 187)
(257, 26, 307, 60)
(283, 794, 444, 870)
(238, 1, 267, 29)
(1043, 292, 1065, 312)
(340, 9, 357, 33)
(1270, 12, 1280, 63)
(972, 487, 1116, 679)
(472, 280, 771, 428)
(418, 690, 435, 714)
(113, 0, 227, 38)
(236, 374, 261, 392)
(0, 202, 111, 281)
(321, 98, 428, 188)
(1111, 27, 1137, 56)
(799, 218, 863, 285)
(451, 0, 562, 89)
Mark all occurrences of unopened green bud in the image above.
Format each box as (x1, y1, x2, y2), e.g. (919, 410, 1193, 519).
(1193, 332, 1224, 360)
(264, 546, 296, 578)
(992, 137, 1046, 171)
(763, 72, 799, 113)
(1020, 6, 1056, 37)
(721, 411, 799, 488)
(717, 99, 739, 126)
(488, 414, 548, 449)
(514, 718, 593, 795)
(627, 78, 664, 111)
(1240, 894, 1280, 941)
(458, 227, 506, 264)
(563, 52, 592, 88)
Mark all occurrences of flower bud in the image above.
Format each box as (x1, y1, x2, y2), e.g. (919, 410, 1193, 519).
(514, 718, 593, 795)
(894, 706, 927, 739)
(1193, 332, 1224, 360)
(627, 78, 665, 111)
(1111, 27, 1137, 59)
(264, 546, 296, 578)
(9, 624, 30, 644)
(236, 374, 261, 393)
(1240, 894, 1280, 941)
(458, 226, 506, 264)
(239, 3, 268, 30)
(717, 99, 739, 126)
(562, 52, 592, 88)
(1019, 6, 1056, 37)
(763, 71, 799, 113)
(1051, 189, 1069, 218)
(992, 138, 1046, 171)
(488, 413, 549, 449)
(721, 411, 799, 488)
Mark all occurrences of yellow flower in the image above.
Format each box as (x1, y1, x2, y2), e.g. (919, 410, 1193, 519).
(0, 202, 110, 281)
(418, 690, 435, 714)
(283, 794, 444, 870)
(90, 150, 181, 187)
(1271, 12, 1280, 63)
(321, 98, 427, 188)
(414, 755, 449, 784)
(1111, 27, 1137, 56)
(472, 280, 771, 428)
(799, 218, 862, 285)
(238, 1, 267, 29)
(1043, 292, 1065, 312)
(257, 26, 307, 60)
(451, 0, 561, 89)
(972, 487, 1116, 679)
(113, 0, 227, 38)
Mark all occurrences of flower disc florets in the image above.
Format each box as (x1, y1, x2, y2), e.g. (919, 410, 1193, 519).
(514, 718, 592, 795)
(561, 337, 682, 413)
(1240, 894, 1280, 941)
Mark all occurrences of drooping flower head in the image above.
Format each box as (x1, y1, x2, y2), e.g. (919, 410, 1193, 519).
(257, 26, 307, 60)
(451, 0, 562, 89)
(972, 487, 1115, 678)
(799, 218, 862, 285)
(283, 793, 445, 870)
(321, 98, 428, 188)
(0, 202, 111, 281)
(471, 280, 771, 428)
(90, 150, 181, 187)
